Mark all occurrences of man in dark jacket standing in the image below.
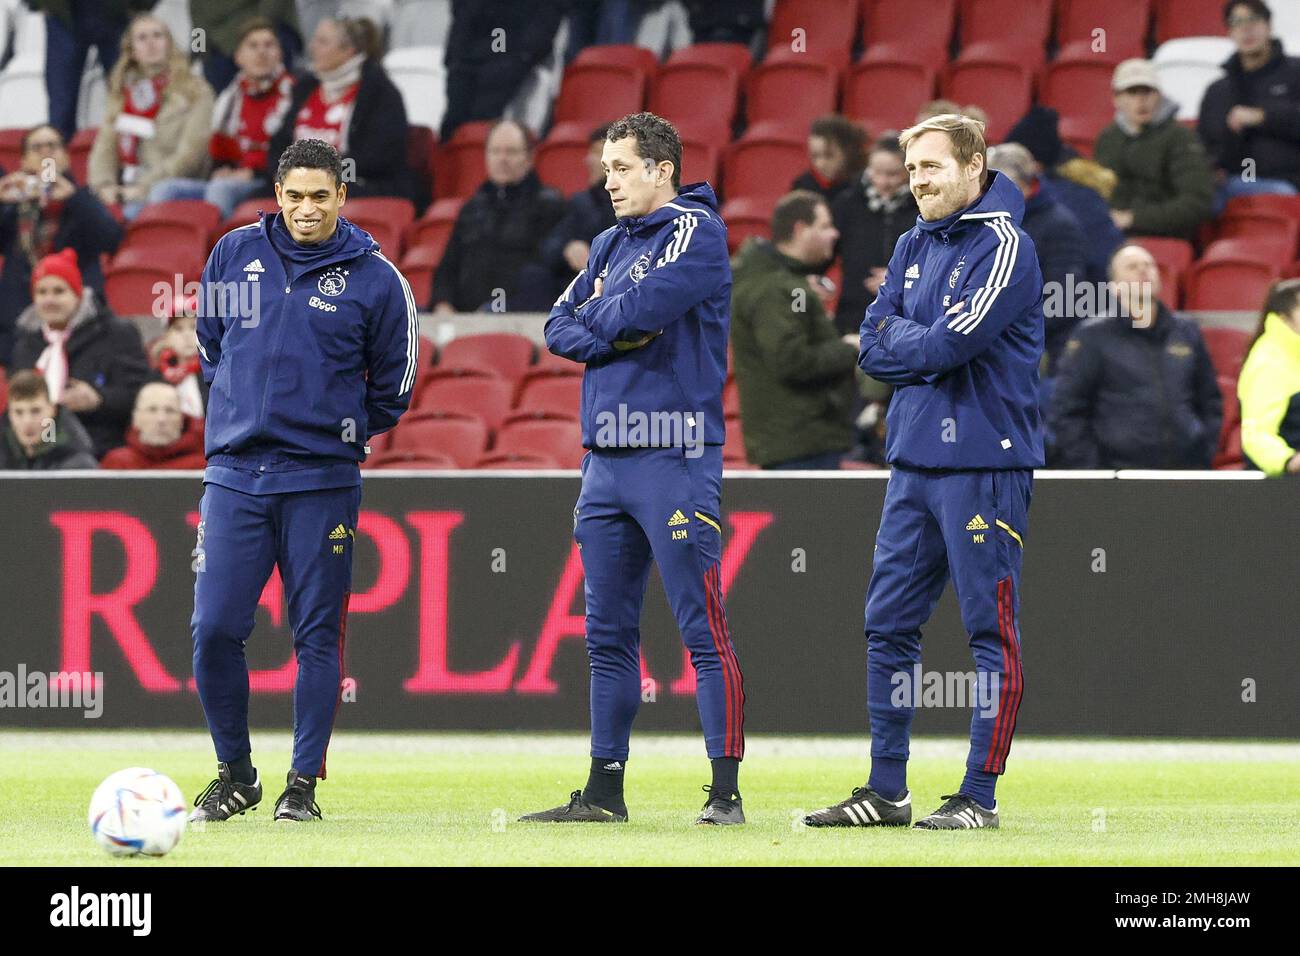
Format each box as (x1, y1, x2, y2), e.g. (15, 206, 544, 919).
(1049, 244, 1222, 469)
(1198, 0, 1300, 204)
(431, 120, 566, 312)
(731, 191, 858, 469)
(189, 140, 416, 825)
(1094, 59, 1215, 240)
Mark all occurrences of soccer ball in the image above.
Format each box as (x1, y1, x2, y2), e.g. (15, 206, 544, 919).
(87, 768, 187, 857)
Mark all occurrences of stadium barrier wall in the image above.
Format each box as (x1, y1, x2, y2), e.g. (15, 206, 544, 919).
(1, 472, 1296, 738)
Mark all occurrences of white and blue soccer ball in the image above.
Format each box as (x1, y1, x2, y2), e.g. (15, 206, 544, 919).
(88, 768, 187, 857)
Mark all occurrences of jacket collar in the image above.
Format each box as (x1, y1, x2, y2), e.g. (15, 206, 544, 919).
(1224, 37, 1286, 75)
(915, 171, 1025, 239)
(1114, 95, 1180, 137)
(618, 182, 720, 237)
(260, 210, 377, 282)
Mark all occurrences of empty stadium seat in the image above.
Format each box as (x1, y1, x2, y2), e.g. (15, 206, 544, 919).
(723, 415, 748, 464)
(111, 244, 204, 277)
(128, 200, 223, 249)
(1040, 58, 1120, 128)
(723, 122, 807, 204)
(405, 197, 465, 260)
(344, 197, 416, 257)
(956, 0, 1052, 65)
(1055, 0, 1151, 61)
(534, 122, 593, 198)
(650, 62, 741, 142)
(367, 449, 459, 470)
(940, 59, 1032, 143)
(105, 265, 187, 316)
(1155, 0, 1225, 44)
(417, 376, 515, 432)
(664, 42, 753, 76)
(434, 120, 491, 199)
(1202, 236, 1296, 270)
(860, 0, 955, 64)
(410, 337, 440, 399)
(399, 244, 439, 308)
(723, 378, 740, 418)
(1185, 258, 1281, 311)
(1224, 194, 1300, 220)
(719, 197, 775, 253)
(1133, 236, 1194, 300)
(680, 140, 721, 186)
(1214, 212, 1300, 260)
(572, 43, 658, 73)
(745, 58, 839, 128)
(494, 419, 585, 468)
(388, 413, 488, 465)
(516, 375, 582, 419)
(553, 63, 648, 126)
(1152, 54, 1228, 121)
(1202, 328, 1251, 379)
(0, 128, 23, 171)
(227, 196, 279, 226)
(518, 351, 584, 396)
(1057, 114, 1109, 158)
(767, 0, 857, 69)
(842, 60, 937, 135)
(438, 333, 537, 382)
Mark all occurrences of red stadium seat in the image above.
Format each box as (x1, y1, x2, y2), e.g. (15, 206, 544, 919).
(110, 244, 204, 280)
(940, 58, 1033, 143)
(1214, 423, 1244, 469)
(1213, 372, 1243, 469)
(842, 60, 937, 135)
(474, 452, 561, 469)
(723, 415, 748, 464)
(346, 197, 415, 228)
(680, 139, 720, 186)
(518, 351, 584, 397)
(1202, 236, 1296, 270)
(651, 62, 741, 142)
(665, 42, 753, 75)
(344, 215, 406, 258)
(128, 200, 223, 249)
(723, 378, 740, 418)
(417, 376, 515, 432)
(425, 360, 502, 384)
(723, 122, 807, 204)
(1155, 0, 1224, 44)
(745, 57, 839, 128)
(367, 449, 459, 470)
(1056, 114, 1109, 158)
(719, 196, 775, 253)
(410, 336, 439, 400)
(68, 127, 96, 184)
(438, 333, 537, 383)
(1132, 236, 1193, 301)
(105, 265, 186, 316)
(859, 0, 955, 63)
(516, 375, 582, 418)
(434, 120, 492, 199)
(404, 197, 465, 261)
(227, 196, 279, 226)
(956, 0, 1051, 63)
(535, 121, 594, 198)
(1201, 327, 1251, 379)
(554, 63, 648, 126)
(494, 419, 586, 468)
(1184, 258, 1281, 311)
(1040, 58, 1120, 128)
(1214, 212, 1300, 259)
(399, 243, 439, 309)
(388, 413, 488, 465)
(1223, 194, 1300, 220)
(572, 44, 659, 76)
(1055, 0, 1151, 61)
(767, 0, 858, 69)
(0, 128, 25, 172)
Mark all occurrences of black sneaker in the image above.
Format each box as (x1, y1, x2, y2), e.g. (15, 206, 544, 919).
(695, 786, 745, 825)
(189, 762, 262, 822)
(518, 790, 627, 823)
(914, 793, 999, 830)
(273, 770, 322, 822)
(803, 785, 911, 828)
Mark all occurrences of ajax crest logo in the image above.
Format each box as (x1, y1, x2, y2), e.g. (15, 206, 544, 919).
(629, 251, 652, 283)
(318, 270, 347, 297)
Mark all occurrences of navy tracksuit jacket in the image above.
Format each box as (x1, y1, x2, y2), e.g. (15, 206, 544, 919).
(858, 172, 1044, 778)
(192, 211, 417, 777)
(545, 182, 744, 761)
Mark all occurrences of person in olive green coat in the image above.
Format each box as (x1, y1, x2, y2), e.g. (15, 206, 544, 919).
(1093, 59, 1215, 241)
(730, 191, 859, 469)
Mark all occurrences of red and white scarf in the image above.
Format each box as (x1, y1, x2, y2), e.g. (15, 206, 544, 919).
(36, 325, 72, 403)
(115, 73, 169, 184)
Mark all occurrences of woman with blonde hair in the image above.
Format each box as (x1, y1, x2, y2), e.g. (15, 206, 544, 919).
(1239, 278, 1300, 476)
(88, 13, 215, 219)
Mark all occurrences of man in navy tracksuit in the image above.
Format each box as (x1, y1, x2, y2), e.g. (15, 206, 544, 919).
(519, 113, 746, 826)
(805, 115, 1044, 831)
(188, 139, 417, 823)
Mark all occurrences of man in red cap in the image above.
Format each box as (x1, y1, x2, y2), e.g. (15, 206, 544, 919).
(9, 248, 150, 458)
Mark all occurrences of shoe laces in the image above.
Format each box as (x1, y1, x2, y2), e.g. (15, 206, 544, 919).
(278, 781, 321, 819)
(563, 790, 585, 814)
(194, 776, 237, 813)
(935, 793, 971, 815)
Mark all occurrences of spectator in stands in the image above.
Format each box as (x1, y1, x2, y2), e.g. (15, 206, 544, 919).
(266, 16, 410, 199)
(87, 13, 215, 220)
(32, 0, 150, 139)
(730, 191, 858, 470)
(830, 135, 917, 336)
(100, 381, 207, 469)
(1049, 245, 1222, 469)
(440, 1, 566, 140)
(149, 294, 207, 418)
(538, 124, 618, 302)
(1094, 59, 1215, 241)
(146, 17, 295, 218)
(987, 143, 1089, 372)
(189, 0, 301, 96)
(0, 369, 98, 470)
(431, 119, 566, 313)
(1239, 279, 1300, 475)
(9, 249, 150, 459)
(683, 0, 765, 45)
(1006, 106, 1123, 284)
(1199, 0, 1300, 209)
(791, 115, 869, 205)
(0, 125, 122, 368)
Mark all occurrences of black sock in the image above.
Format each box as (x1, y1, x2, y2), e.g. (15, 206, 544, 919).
(710, 757, 740, 799)
(227, 756, 256, 785)
(583, 757, 626, 814)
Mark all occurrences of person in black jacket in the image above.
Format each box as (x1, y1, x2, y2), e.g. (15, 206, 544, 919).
(988, 142, 1089, 372)
(0, 124, 123, 368)
(1049, 245, 1223, 469)
(537, 123, 618, 303)
(264, 16, 410, 199)
(1198, 1, 1300, 206)
(791, 114, 868, 205)
(431, 120, 566, 313)
(9, 249, 150, 459)
(830, 135, 916, 335)
(0, 369, 99, 470)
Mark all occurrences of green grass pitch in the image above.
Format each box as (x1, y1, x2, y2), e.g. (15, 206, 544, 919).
(3, 732, 1298, 866)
